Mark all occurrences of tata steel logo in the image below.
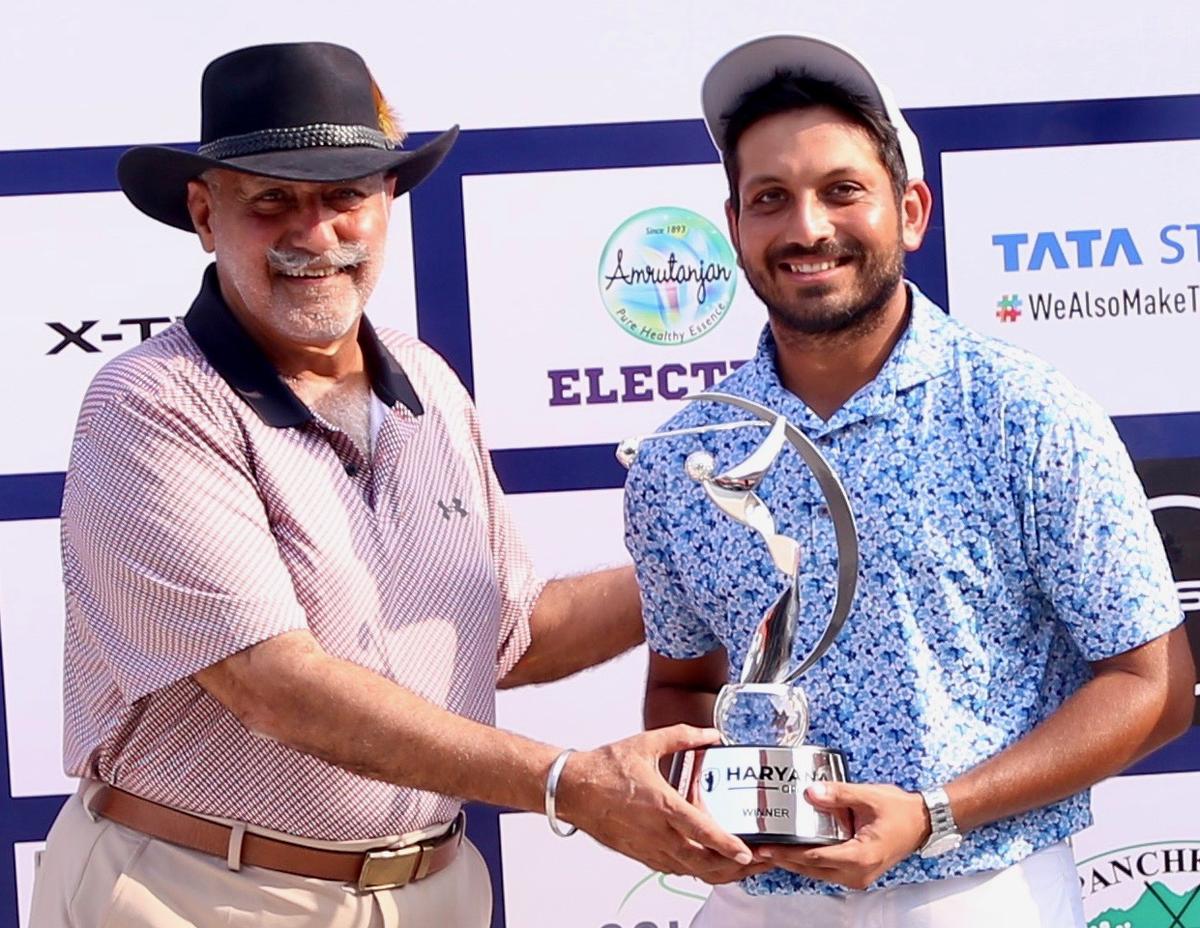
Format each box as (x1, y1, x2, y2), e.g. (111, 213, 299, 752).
(598, 207, 736, 346)
(1077, 840, 1200, 927)
(991, 224, 1200, 272)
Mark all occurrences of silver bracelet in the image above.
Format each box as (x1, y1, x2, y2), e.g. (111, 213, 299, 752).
(544, 748, 578, 837)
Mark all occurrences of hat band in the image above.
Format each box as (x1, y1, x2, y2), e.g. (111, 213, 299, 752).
(198, 123, 396, 160)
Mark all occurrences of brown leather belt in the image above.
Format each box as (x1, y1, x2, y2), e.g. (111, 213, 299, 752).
(90, 785, 464, 892)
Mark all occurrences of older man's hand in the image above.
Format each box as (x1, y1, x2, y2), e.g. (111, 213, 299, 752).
(554, 725, 771, 884)
(755, 782, 930, 890)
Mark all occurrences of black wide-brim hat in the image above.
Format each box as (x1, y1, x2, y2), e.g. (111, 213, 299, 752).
(118, 42, 459, 232)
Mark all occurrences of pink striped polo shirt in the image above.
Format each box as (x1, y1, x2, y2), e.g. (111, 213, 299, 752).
(59, 265, 544, 840)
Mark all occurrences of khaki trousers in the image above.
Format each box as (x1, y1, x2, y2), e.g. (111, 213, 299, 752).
(29, 790, 492, 928)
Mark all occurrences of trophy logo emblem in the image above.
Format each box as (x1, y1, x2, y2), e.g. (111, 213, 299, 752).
(620, 391, 859, 844)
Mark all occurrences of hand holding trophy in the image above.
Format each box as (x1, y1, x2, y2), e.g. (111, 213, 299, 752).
(619, 392, 859, 846)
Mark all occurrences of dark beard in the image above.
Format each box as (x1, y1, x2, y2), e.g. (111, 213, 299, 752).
(742, 239, 905, 338)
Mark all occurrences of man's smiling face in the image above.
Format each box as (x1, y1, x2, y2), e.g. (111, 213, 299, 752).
(186, 170, 393, 346)
(726, 106, 911, 337)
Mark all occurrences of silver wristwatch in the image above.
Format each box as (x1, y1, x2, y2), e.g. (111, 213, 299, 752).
(918, 787, 962, 858)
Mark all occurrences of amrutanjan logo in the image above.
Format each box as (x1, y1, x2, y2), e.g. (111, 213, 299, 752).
(1077, 841, 1200, 927)
(599, 207, 737, 346)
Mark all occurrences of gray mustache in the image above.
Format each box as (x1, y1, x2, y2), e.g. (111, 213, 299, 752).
(266, 242, 370, 273)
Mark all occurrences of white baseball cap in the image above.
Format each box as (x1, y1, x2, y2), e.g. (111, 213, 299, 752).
(701, 34, 924, 181)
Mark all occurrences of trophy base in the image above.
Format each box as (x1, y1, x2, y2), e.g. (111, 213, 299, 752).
(669, 744, 851, 845)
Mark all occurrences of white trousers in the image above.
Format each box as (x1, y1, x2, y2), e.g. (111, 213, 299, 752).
(692, 842, 1085, 928)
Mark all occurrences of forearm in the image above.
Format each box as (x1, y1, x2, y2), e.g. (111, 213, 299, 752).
(198, 631, 558, 813)
(644, 648, 729, 731)
(645, 683, 718, 731)
(947, 634, 1194, 832)
(500, 565, 643, 688)
(646, 685, 718, 779)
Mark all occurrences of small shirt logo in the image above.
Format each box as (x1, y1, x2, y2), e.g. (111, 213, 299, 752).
(437, 498, 467, 520)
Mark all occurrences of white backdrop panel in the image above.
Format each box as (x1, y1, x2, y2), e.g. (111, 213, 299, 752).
(0, 192, 207, 474)
(0, 519, 72, 799)
(501, 812, 711, 928)
(13, 843, 40, 928)
(466, 164, 764, 450)
(498, 489, 645, 747)
(4, 1, 1200, 150)
(943, 139, 1200, 417)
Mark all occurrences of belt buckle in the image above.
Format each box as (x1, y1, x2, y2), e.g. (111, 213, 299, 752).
(355, 812, 464, 893)
(357, 843, 423, 892)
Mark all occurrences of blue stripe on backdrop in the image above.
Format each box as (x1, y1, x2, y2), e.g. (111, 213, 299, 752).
(2, 94, 1200, 927)
(2, 404, 1199, 521)
(0, 473, 64, 522)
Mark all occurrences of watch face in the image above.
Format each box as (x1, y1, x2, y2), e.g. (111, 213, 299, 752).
(923, 833, 963, 858)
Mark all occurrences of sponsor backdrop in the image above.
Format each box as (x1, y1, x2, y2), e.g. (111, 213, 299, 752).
(1, 2, 1198, 925)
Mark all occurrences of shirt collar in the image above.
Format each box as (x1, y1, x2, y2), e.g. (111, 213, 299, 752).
(748, 282, 955, 434)
(184, 264, 424, 428)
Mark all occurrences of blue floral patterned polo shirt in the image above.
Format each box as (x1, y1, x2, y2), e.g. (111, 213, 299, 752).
(623, 284, 1181, 895)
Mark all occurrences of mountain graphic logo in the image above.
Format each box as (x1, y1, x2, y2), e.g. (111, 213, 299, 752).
(1079, 841, 1200, 928)
(1088, 880, 1200, 927)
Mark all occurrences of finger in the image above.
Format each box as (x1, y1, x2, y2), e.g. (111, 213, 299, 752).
(758, 846, 841, 872)
(669, 840, 775, 884)
(793, 841, 870, 869)
(664, 791, 754, 864)
(696, 860, 776, 885)
(647, 723, 723, 756)
(763, 853, 843, 881)
(658, 839, 741, 879)
(617, 828, 697, 878)
(804, 781, 871, 811)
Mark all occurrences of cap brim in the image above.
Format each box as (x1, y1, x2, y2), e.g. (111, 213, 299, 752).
(117, 125, 460, 231)
(701, 35, 923, 180)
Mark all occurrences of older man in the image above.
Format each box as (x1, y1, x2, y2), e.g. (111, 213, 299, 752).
(625, 35, 1196, 926)
(29, 42, 757, 928)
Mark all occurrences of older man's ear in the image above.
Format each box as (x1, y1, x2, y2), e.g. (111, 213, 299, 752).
(186, 177, 217, 252)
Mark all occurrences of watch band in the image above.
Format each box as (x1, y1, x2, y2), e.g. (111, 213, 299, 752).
(919, 787, 961, 858)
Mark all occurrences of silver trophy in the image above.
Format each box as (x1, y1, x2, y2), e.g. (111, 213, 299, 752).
(619, 392, 858, 845)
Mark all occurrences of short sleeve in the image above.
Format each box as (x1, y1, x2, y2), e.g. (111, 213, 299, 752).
(61, 391, 309, 703)
(623, 455, 721, 659)
(1016, 393, 1182, 661)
